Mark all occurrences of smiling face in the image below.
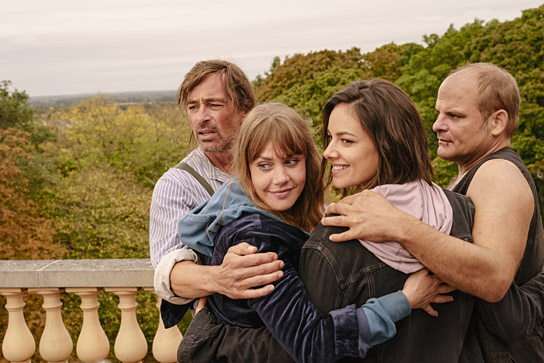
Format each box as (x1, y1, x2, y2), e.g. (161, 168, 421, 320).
(186, 72, 247, 155)
(323, 103, 379, 189)
(249, 142, 306, 212)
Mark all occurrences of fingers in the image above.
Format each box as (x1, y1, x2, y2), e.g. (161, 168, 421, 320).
(324, 203, 341, 216)
(227, 242, 259, 256)
(328, 230, 357, 242)
(437, 283, 456, 294)
(324, 202, 354, 219)
(231, 263, 284, 288)
(422, 304, 439, 317)
(216, 244, 285, 299)
(236, 284, 276, 299)
(321, 214, 344, 226)
(420, 294, 454, 317)
(227, 251, 280, 269)
(336, 194, 357, 205)
(432, 294, 454, 304)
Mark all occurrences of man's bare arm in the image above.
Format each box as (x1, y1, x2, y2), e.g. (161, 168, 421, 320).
(170, 242, 285, 299)
(323, 160, 533, 302)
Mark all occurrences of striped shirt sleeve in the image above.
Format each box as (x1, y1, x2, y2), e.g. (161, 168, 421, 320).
(149, 148, 229, 303)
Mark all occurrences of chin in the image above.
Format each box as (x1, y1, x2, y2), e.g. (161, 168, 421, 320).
(332, 182, 348, 189)
(437, 150, 455, 161)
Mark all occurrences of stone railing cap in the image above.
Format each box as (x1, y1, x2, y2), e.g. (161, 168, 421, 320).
(0, 259, 154, 288)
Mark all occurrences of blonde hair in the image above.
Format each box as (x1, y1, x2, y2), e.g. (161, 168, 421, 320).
(233, 103, 324, 232)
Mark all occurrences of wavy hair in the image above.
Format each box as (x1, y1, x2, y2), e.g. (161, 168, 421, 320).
(321, 79, 433, 195)
(177, 59, 256, 113)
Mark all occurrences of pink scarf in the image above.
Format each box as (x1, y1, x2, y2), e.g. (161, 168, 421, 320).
(359, 180, 453, 274)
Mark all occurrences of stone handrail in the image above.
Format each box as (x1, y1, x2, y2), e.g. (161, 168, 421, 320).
(0, 259, 183, 363)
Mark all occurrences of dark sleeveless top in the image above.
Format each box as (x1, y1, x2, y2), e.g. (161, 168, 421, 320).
(452, 147, 544, 283)
(453, 147, 544, 362)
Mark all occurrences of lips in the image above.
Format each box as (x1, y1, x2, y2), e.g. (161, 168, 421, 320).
(330, 164, 348, 175)
(269, 188, 293, 199)
(197, 129, 217, 141)
(198, 128, 216, 134)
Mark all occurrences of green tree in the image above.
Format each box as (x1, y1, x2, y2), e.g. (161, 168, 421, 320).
(0, 128, 63, 259)
(256, 48, 362, 101)
(44, 96, 191, 187)
(274, 67, 363, 128)
(0, 80, 35, 130)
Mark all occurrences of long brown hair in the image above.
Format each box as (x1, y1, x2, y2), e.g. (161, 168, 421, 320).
(233, 103, 324, 232)
(322, 79, 433, 195)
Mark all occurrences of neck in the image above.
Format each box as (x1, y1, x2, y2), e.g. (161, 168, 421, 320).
(206, 151, 233, 175)
(457, 139, 510, 175)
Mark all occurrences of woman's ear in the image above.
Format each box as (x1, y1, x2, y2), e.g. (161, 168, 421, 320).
(489, 109, 509, 136)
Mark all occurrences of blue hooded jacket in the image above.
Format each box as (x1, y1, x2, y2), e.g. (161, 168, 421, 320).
(177, 179, 293, 257)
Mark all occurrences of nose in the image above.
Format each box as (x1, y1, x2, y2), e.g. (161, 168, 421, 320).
(273, 165, 289, 185)
(323, 142, 337, 160)
(433, 114, 446, 133)
(190, 105, 211, 126)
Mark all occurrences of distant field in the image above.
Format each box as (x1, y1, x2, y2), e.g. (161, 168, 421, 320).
(29, 90, 177, 109)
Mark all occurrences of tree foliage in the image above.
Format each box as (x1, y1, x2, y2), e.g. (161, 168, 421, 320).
(0, 80, 35, 130)
(1, 95, 192, 361)
(256, 48, 363, 101)
(44, 96, 192, 187)
(0, 128, 64, 259)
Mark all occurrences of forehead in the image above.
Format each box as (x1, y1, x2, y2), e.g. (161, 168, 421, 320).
(437, 71, 479, 109)
(329, 103, 362, 132)
(253, 139, 302, 161)
(187, 73, 228, 101)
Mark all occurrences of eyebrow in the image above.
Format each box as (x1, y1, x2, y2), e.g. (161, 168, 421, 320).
(255, 152, 301, 161)
(329, 130, 358, 137)
(187, 96, 227, 104)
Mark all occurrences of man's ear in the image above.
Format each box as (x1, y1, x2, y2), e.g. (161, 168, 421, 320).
(489, 109, 509, 136)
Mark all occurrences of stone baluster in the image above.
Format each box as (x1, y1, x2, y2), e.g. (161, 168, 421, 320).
(29, 288, 73, 363)
(0, 288, 36, 363)
(146, 289, 182, 363)
(106, 287, 148, 363)
(66, 287, 110, 362)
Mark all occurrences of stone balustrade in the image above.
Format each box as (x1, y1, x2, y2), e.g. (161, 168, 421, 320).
(0, 259, 183, 362)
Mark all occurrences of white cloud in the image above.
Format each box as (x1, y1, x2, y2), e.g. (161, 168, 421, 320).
(0, 0, 542, 96)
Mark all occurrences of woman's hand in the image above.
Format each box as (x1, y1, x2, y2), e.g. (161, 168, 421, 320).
(402, 268, 455, 317)
(195, 297, 207, 314)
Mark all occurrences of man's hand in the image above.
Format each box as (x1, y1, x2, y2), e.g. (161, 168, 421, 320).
(322, 190, 412, 243)
(402, 268, 454, 317)
(210, 242, 284, 299)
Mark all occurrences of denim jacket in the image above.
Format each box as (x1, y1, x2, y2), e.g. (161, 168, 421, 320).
(297, 190, 480, 363)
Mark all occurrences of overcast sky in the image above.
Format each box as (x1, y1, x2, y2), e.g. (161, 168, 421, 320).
(1, 1, 542, 97)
